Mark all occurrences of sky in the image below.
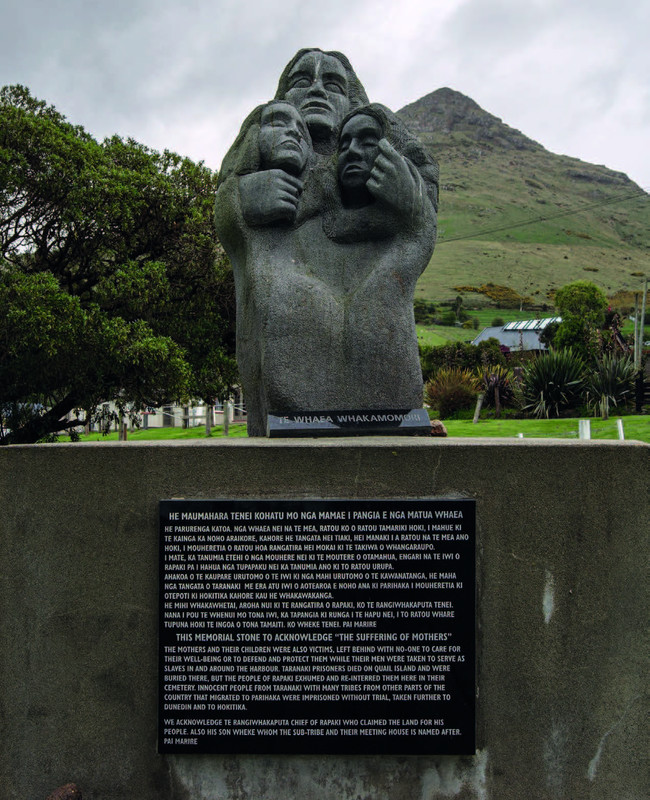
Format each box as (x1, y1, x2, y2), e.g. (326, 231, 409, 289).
(1, 0, 649, 190)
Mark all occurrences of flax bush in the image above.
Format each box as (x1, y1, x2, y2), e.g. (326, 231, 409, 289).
(521, 349, 585, 418)
(585, 354, 636, 419)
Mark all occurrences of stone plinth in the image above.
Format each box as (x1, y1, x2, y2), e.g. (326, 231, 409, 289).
(0, 438, 647, 799)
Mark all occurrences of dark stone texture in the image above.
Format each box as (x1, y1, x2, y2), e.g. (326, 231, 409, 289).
(215, 49, 439, 436)
(46, 784, 82, 800)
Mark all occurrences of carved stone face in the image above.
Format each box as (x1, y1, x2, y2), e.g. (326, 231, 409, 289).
(284, 52, 350, 142)
(337, 114, 382, 191)
(258, 102, 311, 176)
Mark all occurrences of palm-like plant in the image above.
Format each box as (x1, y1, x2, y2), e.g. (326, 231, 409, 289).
(479, 364, 513, 417)
(521, 349, 585, 418)
(585, 354, 636, 419)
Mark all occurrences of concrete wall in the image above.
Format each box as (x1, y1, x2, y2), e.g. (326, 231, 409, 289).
(0, 438, 647, 800)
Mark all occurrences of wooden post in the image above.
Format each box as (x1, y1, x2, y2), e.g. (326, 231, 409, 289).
(472, 392, 485, 424)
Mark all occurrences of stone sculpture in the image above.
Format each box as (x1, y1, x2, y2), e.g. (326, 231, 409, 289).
(215, 49, 438, 435)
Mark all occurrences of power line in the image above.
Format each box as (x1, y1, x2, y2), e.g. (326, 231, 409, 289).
(437, 188, 648, 244)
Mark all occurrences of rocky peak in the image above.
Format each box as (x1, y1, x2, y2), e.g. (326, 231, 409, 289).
(397, 87, 544, 152)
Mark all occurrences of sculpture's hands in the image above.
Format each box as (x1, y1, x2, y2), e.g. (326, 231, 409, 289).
(239, 169, 303, 226)
(366, 139, 420, 217)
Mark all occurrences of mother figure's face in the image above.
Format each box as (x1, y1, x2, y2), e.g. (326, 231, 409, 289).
(283, 51, 350, 144)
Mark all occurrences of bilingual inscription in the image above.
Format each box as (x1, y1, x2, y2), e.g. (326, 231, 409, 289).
(159, 500, 475, 755)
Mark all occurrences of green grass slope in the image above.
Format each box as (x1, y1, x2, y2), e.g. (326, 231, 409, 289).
(398, 89, 649, 305)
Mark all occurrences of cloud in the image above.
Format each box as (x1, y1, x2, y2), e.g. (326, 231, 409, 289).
(0, 0, 648, 188)
(427, 0, 650, 186)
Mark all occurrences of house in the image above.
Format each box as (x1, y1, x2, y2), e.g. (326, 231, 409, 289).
(471, 317, 561, 352)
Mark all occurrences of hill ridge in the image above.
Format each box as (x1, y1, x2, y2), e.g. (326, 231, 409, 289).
(395, 88, 649, 304)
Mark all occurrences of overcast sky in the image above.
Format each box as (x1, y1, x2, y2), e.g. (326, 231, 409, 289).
(2, 0, 649, 190)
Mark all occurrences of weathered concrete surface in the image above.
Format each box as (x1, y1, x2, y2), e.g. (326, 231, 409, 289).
(0, 438, 648, 799)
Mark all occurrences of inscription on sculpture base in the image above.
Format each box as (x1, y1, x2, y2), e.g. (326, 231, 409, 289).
(266, 408, 431, 437)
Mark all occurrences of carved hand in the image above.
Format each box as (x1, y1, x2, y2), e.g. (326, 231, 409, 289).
(366, 139, 419, 216)
(239, 170, 303, 226)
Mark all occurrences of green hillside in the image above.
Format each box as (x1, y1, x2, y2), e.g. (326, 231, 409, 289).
(398, 89, 649, 307)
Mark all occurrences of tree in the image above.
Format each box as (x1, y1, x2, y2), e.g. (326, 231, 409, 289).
(552, 280, 608, 359)
(554, 280, 608, 323)
(413, 298, 437, 325)
(538, 320, 559, 349)
(0, 85, 236, 444)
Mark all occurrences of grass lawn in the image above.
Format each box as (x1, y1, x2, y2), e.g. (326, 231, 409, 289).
(443, 415, 649, 443)
(620, 319, 650, 339)
(417, 325, 475, 347)
(65, 415, 648, 444)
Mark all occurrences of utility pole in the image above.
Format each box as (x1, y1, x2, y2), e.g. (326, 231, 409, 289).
(223, 400, 230, 437)
(205, 400, 213, 437)
(634, 278, 648, 412)
(633, 293, 640, 369)
(640, 277, 647, 356)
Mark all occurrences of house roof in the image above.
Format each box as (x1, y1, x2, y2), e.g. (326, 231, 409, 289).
(472, 317, 561, 351)
(502, 317, 561, 332)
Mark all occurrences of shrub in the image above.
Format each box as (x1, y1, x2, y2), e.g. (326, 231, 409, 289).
(424, 368, 481, 419)
(521, 349, 585, 418)
(491, 317, 505, 327)
(440, 310, 457, 326)
(452, 284, 533, 307)
(413, 298, 437, 325)
(419, 340, 505, 382)
(585, 354, 636, 419)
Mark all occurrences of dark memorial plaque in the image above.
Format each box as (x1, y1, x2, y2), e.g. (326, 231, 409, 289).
(159, 499, 475, 755)
(266, 409, 431, 437)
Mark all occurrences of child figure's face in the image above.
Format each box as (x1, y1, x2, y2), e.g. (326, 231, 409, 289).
(259, 102, 311, 176)
(337, 113, 382, 191)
